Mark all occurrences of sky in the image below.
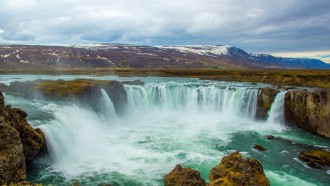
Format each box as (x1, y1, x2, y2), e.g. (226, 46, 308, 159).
(0, 0, 330, 62)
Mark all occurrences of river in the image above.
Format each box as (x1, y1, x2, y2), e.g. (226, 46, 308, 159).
(1, 75, 329, 186)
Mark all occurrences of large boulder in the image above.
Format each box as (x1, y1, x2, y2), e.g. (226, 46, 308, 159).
(284, 89, 330, 137)
(164, 152, 269, 186)
(298, 150, 330, 169)
(0, 104, 45, 162)
(0, 117, 26, 185)
(209, 152, 270, 186)
(0, 91, 45, 185)
(164, 164, 206, 186)
(256, 88, 280, 120)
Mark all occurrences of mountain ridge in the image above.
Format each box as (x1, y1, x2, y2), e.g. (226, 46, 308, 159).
(0, 44, 329, 69)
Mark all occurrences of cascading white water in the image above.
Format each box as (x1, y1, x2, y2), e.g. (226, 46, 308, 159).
(125, 84, 259, 119)
(2, 75, 329, 186)
(267, 91, 287, 124)
(39, 82, 289, 185)
(100, 89, 117, 120)
(40, 90, 117, 169)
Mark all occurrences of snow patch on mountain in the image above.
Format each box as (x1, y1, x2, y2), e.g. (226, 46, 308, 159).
(162, 45, 230, 56)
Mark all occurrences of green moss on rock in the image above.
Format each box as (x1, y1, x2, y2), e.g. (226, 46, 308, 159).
(164, 164, 206, 186)
(299, 150, 330, 169)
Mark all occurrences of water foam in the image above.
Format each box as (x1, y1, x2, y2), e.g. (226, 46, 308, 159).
(40, 83, 288, 184)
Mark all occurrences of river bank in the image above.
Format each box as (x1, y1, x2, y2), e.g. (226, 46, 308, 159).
(1, 68, 330, 88)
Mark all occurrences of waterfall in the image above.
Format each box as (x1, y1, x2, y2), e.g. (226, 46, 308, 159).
(100, 89, 117, 120)
(124, 84, 260, 119)
(41, 89, 117, 163)
(36, 81, 291, 183)
(267, 91, 287, 124)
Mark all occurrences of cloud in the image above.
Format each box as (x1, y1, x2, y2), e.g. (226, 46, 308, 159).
(0, 0, 329, 53)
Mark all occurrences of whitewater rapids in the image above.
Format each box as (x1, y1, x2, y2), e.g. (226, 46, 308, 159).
(2, 75, 328, 186)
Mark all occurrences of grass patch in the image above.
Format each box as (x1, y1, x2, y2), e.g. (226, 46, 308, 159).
(1, 68, 330, 88)
(35, 79, 112, 97)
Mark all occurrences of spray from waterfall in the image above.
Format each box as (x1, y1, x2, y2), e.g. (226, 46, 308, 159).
(41, 89, 118, 163)
(40, 83, 288, 181)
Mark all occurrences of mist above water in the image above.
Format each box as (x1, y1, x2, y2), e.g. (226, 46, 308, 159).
(38, 82, 290, 185)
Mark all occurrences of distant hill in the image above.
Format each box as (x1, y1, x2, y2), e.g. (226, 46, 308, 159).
(0, 44, 329, 69)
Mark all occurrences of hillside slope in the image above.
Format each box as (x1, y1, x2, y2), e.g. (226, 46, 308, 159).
(0, 44, 329, 69)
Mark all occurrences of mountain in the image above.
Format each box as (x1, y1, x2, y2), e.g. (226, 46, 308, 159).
(0, 44, 329, 69)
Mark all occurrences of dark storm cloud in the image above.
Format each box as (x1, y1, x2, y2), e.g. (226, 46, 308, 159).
(0, 0, 329, 53)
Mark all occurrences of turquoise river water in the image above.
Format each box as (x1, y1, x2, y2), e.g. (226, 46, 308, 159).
(0, 75, 329, 186)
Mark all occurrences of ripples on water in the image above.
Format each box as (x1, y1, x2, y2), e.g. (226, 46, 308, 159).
(1, 75, 329, 186)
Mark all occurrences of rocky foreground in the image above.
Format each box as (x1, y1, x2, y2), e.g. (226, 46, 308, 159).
(0, 92, 45, 185)
(164, 152, 270, 186)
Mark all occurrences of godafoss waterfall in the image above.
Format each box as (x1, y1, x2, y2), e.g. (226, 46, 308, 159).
(0, 75, 329, 186)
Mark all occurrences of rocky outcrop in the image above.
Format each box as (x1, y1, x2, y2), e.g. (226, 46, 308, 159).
(13, 181, 42, 186)
(256, 88, 279, 120)
(0, 118, 26, 185)
(121, 80, 145, 85)
(0, 91, 45, 185)
(284, 89, 330, 137)
(164, 164, 206, 186)
(209, 152, 270, 186)
(253, 144, 267, 151)
(164, 152, 269, 186)
(0, 79, 128, 115)
(298, 150, 330, 169)
(0, 104, 45, 162)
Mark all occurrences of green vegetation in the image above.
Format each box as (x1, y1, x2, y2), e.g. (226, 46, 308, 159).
(35, 79, 112, 98)
(1, 68, 330, 88)
(299, 150, 330, 168)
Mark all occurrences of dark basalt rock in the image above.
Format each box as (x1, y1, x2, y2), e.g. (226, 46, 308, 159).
(121, 80, 145, 85)
(256, 88, 280, 120)
(253, 144, 267, 151)
(265, 135, 277, 140)
(298, 150, 330, 169)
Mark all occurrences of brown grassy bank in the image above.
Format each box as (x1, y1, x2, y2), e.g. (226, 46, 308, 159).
(1, 68, 330, 88)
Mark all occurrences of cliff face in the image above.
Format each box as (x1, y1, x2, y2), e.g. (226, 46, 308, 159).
(256, 88, 280, 120)
(0, 118, 26, 185)
(0, 92, 45, 185)
(0, 80, 128, 115)
(284, 89, 330, 137)
(255, 87, 330, 138)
